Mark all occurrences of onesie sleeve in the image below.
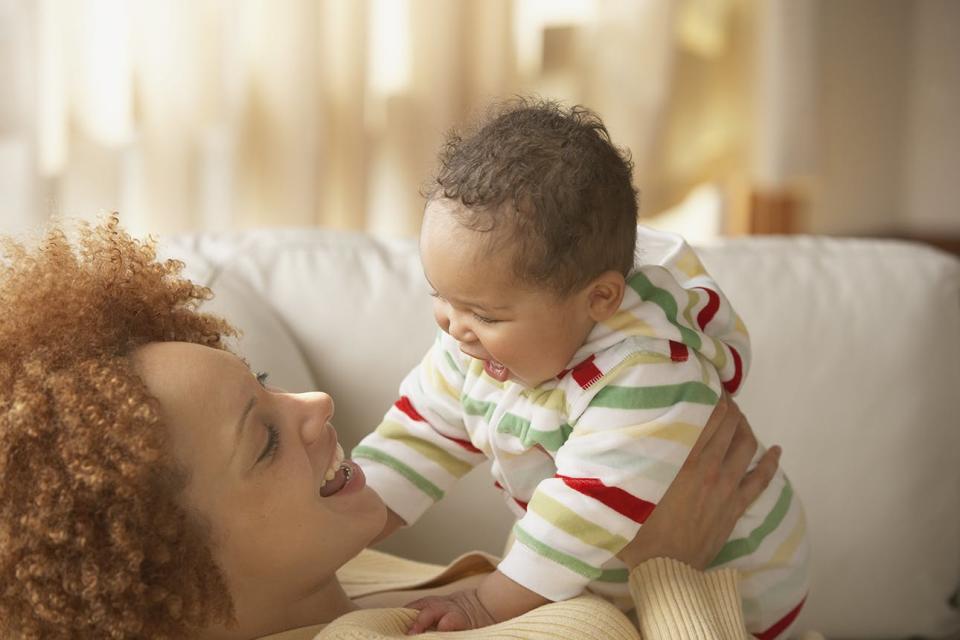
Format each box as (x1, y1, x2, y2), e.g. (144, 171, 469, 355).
(497, 347, 729, 601)
(353, 331, 486, 526)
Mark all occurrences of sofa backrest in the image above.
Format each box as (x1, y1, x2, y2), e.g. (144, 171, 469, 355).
(163, 228, 960, 639)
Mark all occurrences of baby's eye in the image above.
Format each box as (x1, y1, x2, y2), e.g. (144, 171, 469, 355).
(256, 371, 270, 387)
(473, 313, 499, 324)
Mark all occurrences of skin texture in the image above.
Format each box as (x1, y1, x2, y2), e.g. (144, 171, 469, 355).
(132, 342, 387, 640)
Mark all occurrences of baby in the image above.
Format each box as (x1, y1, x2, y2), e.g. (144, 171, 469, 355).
(353, 100, 808, 637)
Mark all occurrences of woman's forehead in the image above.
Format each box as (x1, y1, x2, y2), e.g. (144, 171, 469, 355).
(132, 342, 249, 458)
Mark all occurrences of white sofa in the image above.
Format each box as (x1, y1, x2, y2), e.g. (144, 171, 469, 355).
(164, 228, 960, 639)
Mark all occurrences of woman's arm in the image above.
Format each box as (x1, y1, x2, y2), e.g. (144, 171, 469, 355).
(620, 394, 779, 639)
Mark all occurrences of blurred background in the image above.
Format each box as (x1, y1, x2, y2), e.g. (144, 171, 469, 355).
(0, 0, 957, 250)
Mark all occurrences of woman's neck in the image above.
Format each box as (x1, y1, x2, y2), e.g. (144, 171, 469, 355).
(202, 577, 358, 639)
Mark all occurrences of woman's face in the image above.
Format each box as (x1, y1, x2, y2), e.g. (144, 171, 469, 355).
(132, 341, 386, 623)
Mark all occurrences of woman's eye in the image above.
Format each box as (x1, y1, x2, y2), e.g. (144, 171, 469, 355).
(256, 423, 280, 463)
(473, 313, 498, 324)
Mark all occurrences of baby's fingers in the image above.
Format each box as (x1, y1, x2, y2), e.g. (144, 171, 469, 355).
(436, 611, 471, 632)
(405, 600, 445, 635)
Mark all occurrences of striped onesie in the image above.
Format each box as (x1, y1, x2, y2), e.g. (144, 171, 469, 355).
(354, 226, 809, 638)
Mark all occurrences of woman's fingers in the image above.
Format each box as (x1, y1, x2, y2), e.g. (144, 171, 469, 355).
(738, 446, 781, 511)
(692, 394, 743, 477)
(689, 393, 731, 459)
(722, 413, 759, 484)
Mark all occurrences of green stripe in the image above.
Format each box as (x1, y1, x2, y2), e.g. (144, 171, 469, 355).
(497, 413, 573, 452)
(443, 350, 461, 376)
(375, 421, 473, 478)
(592, 382, 719, 409)
(351, 445, 444, 501)
(597, 568, 629, 583)
(528, 492, 630, 554)
(710, 482, 793, 567)
(461, 395, 495, 421)
(628, 271, 702, 350)
(513, 524, 602, 580)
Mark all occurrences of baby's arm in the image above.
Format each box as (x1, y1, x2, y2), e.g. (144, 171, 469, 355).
(353, 332, 486, 529)
(407, 569, 549, 633)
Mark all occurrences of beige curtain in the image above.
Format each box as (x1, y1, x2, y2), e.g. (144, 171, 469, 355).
(0, 0, 756, 238)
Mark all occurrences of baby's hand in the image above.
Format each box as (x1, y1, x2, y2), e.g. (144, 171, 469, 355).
(405, 589, 497, 634)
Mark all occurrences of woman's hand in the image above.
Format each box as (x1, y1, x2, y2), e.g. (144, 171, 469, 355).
(617, 395, 780, 571)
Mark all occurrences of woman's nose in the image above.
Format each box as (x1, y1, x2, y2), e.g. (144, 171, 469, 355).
(296, 391, 334, 445)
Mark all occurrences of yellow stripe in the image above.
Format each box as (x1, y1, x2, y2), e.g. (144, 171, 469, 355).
(376, 421, 473, 478)
(682, 291, 699, 331)
(522, 387, 568, 412)
(735, 314, 748, 337)
(602, 310, 658, 337)
(739, 508, 807, 578)
(423, 353, 460, 402)
(601, 350, 674, 385)
(577, 420, 701, 446)
(528, 491, 630, 554)
(674, 249, 707, 279)
(692, 351, 714, 386)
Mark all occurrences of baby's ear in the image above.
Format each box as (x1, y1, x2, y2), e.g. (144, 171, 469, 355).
(586, 271, 626, 322)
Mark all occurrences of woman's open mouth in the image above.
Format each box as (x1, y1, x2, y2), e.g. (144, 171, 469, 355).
(318, 444, 366, 497)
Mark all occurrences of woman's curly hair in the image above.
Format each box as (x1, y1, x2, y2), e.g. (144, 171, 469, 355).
(0, 215, 236, 638)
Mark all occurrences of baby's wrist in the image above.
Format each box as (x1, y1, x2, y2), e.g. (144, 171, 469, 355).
(452, 588, 498, 628)
(476, 570, 550, 622)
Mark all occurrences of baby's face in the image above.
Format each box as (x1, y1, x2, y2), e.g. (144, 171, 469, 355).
(420, 199, 595, 387)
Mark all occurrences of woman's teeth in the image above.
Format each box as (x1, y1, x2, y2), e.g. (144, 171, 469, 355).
(319, 443, 345, 488)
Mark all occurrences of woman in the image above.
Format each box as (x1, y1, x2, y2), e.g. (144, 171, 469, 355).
(0, 217, 778, 639)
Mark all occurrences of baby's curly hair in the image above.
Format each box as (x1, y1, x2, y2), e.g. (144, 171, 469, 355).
(0, 215, 236, 638)
(427, 97, 639, 296)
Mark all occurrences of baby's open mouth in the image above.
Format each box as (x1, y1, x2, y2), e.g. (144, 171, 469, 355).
(484, 359, 510, 382)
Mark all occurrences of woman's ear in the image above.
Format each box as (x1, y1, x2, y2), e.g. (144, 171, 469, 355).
(585, 271, 626, 322)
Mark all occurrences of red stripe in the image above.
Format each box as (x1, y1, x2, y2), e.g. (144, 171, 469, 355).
(494, 481, 527, 510)
(556, 475, 656, 524)
(695, 287, 720, 330)
(722, 346, 744, 394)
(395, 396, 481, 453)
(571, 354, 602, 389)
(440, 433, 482, 453)
(754, 597, 806, 640)
(668, 340, 689, 362)
(394, 396, 425, 421)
